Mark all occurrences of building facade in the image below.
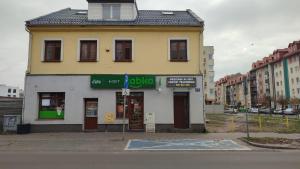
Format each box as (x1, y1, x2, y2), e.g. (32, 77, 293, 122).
(218, 40, 300, 109)
(23, 0, 205, 132)
(203, 46, 215, 104)
(0, 84, 21, 98)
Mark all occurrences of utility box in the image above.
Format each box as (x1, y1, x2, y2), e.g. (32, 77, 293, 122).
(144, 112, 155, 133)
(3, 115, 21, 133)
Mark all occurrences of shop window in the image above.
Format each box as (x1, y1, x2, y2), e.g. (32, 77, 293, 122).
(115, 40, 132, 62)
(39, 93, 65, 120)
(80, 40, 98, 62)
(170, 40, 188, 62)
(44, 40, 62, 62)
(116, 92, 129, 119)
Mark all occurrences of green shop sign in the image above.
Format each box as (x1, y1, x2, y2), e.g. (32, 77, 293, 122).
(91, 75, 156, 89)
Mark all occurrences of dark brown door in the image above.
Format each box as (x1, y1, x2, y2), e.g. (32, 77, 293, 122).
(174, 92, 190, 129)
(128, 93, 144, 131)
(84, 99, 98, 130)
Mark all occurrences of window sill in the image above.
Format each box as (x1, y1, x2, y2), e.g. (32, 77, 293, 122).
(170, 60, 188, 62)
(42, 61, 62, 63)
(79, 60, 98, 62)
(114, 60, 133, 63)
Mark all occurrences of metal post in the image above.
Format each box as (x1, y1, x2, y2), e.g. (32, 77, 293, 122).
(246, 108, 250, 139)
(122, 95, 126, 141)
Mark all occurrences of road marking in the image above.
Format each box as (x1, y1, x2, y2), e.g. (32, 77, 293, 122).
(125, 139, 251, 151)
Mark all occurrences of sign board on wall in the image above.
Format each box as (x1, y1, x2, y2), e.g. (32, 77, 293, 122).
(91, 75, 156, 89)
(167, 77, 197, 88)
(104, 112, 115, 124)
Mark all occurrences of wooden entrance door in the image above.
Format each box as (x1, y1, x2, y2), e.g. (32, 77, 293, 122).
(84, 99, 98, 130)
(174, 92, 190, 129)
(128, 93, 144, 131)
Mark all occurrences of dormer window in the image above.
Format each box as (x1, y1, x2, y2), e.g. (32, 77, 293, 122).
(103, 4, 121, 20)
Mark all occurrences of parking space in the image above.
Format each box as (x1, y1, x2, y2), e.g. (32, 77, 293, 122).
(126, 139, 251, 151)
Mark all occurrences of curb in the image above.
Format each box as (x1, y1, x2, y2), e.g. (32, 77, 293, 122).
(240, 138, 299, 150)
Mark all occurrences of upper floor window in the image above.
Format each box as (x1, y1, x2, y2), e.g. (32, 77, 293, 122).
(169, 39, 188, 62)
(44, 40, 62, 62)
(8, 89, 11, 93)
(103, 4, 121, 20)
(13, 89, 16, 93)
(79, 40, 98, 62)
(115, 40, 132, 62)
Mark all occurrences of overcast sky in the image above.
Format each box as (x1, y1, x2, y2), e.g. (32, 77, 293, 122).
(0, 0, 300, 88)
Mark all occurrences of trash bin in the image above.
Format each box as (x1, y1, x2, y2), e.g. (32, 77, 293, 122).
(3, 115, 21, 133)
(17, 124, 31, 134)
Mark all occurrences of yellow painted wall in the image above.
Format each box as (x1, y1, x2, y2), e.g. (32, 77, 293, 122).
(28, 26, 203, 75)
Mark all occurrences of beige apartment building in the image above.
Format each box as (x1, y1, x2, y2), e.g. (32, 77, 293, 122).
(203, 46, 215, 104)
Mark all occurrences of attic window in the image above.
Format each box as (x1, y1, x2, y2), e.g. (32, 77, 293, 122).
(76, 11, 87, 15)
(162, 11, 174, 15)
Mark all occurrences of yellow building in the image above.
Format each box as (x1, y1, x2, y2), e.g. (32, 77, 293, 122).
(23, 0, 205, 132)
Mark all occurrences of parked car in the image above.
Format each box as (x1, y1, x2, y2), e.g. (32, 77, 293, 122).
(283, 108, 296, 115)
(260, 108, 274, 114)
(224, 108, 238, 114)
(274, 108, 284, 114)
(249, 108, 259, 113)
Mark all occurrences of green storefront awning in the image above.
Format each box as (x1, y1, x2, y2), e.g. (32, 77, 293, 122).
(91, 75, 156, 89)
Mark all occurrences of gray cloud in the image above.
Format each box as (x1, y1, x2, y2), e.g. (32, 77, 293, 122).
(0, 0, 299, 88)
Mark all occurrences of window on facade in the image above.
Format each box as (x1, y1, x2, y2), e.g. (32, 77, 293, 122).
(170, 40, 188, 62)
(44, 40, 61, 62)
(277, 82, 279, 86)
(39, 93, 65, 119)
(103, 4, 121, 20)
(298, 88, 300, 94)
(209, 54, 213, 60)
(276, 72, 278, 77)
(297, 77, 300, 84)
(8, 89, 11, 93)
(292, 78, 294, 84)
(290, 68, 293, 74)
(116, 92, 129, 119)
(115, 40, 132, 62)
(13, 89, 16, 93)
(7, 95, 10, 97)
(280, 81, 283, 86)
(80, 40, 97, 62)
(210, 89, 214, 95)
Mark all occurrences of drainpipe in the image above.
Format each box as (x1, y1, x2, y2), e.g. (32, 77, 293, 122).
(21, 27, 33, 124)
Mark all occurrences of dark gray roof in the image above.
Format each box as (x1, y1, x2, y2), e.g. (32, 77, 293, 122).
(87, 0, 135, 3)
(26, 8, 204, 27)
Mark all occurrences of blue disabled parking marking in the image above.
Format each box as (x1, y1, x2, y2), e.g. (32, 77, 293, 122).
(125, 139, 251, 151)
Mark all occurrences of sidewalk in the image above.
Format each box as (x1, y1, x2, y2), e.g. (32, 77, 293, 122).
(0, 132, 299, 152)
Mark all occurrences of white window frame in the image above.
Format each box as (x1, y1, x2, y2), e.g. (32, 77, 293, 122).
(102, 4, 121, 20)
(113, 38, 134, 62)
(41, 38, 64, 62)
(168, 37, 190, 61)
(77, 38, 100, 62)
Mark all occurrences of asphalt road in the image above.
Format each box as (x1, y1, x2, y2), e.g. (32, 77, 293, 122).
(1, 151, 300, 169)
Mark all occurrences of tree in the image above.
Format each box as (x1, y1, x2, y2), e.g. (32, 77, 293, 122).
(259, 94, 272, 108)
(290, 97, 300, 109)
(277, 96, 289, 114)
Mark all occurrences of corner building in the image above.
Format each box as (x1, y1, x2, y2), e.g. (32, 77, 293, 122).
(23, 0, 205, 132)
